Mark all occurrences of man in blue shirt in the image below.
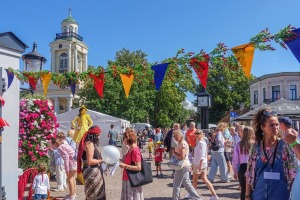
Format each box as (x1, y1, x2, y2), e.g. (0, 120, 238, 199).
(107, 124, 118, 146)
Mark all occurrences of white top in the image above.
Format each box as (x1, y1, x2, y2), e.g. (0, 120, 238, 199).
(32, 173, 50, 195)
(193, 140, 208, 168)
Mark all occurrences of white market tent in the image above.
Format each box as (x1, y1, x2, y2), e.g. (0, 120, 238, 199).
(56, 108, 131, 146)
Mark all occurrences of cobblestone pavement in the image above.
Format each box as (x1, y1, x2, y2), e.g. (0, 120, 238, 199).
(50, 147, 241, 200)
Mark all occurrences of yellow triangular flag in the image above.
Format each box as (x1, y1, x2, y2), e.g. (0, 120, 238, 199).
(120, 74, 134, 98)
(231, 43, 254, 79)
(40, 72, 52, 96)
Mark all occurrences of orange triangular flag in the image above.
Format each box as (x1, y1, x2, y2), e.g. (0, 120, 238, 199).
(231, 43, 255, 78)
(120, 74, 134, 98)
(41, 72, 52, 96)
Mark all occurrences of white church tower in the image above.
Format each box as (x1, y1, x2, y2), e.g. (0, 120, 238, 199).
(38, 10, 88, 114)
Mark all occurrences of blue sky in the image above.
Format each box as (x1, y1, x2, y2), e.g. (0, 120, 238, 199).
(1, 0, 300, 102)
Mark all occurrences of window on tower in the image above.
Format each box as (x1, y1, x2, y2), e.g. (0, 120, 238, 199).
(59, 52, 68, 73)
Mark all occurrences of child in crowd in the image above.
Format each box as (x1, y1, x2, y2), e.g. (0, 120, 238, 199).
(148, 138, 154, 159)
(154, 141, 165, 177)
(52, 149, 67, 192)
(32, 163, 50, 200)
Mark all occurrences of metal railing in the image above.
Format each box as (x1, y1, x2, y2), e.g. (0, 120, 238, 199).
(56, 32, 83, 41)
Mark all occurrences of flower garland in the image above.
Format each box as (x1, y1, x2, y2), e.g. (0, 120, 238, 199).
(19, 98, 59, 169)
(7, 25, 298, 89)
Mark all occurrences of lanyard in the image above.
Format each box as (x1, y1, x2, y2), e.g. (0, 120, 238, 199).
(262, 140, 279, 170)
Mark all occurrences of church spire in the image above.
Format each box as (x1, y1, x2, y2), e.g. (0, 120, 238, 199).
(68, 8, 72, 17)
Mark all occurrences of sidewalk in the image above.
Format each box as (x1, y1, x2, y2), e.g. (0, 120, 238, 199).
(50, 146, 240, 199)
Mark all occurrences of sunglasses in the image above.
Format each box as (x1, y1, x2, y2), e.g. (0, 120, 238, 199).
(263, 111, 277, 117)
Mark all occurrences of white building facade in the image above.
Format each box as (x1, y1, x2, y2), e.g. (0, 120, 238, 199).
(36, 12, 88, 114)
(250, 72, 300, 109)
(0, 32, 28, 200)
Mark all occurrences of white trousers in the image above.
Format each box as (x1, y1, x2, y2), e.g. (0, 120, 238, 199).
(55, 164, 67, 190)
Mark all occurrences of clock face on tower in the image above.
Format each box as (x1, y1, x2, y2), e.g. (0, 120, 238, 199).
(198, 96, 208, 107)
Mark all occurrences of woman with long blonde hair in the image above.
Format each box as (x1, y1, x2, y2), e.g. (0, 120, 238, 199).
(208, 122, 229, 183)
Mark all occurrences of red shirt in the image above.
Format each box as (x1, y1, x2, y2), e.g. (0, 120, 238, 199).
(154, 148, 164, 162)
(186, 128, 197, 148)
(122, 147, 142, 180)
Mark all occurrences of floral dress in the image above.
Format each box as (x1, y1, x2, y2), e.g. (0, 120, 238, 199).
(245, 139, 298, 190)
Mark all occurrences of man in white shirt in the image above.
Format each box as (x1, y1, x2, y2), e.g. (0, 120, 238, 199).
(229, 126, 241, 148)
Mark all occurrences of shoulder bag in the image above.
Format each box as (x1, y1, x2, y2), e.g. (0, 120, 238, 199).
(167, 155, 184, 170)
(126, 149, 153, 187)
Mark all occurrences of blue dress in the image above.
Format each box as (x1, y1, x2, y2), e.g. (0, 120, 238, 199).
(252, 140, 289, 200)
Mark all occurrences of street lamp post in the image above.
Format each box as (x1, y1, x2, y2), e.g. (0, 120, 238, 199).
(21, 42, 46, 93)
(197, 90, 212, 129)
(22, 42, 46, 72)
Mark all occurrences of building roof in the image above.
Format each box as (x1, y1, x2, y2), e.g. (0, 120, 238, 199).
(250, 72, 300, 85)
(219, 107, 250, 123)
(62, 16, 77, 24)
(235, 98, 300, 121)
(0, 32, 28, 52)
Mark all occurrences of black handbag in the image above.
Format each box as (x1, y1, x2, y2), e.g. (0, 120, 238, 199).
(126, 150, 153, 187)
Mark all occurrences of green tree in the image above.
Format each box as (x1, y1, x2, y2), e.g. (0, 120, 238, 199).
(78, 48, 197, 127)
(203, 65, 252, 123)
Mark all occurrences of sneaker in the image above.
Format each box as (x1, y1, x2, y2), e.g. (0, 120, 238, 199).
(227, 173, 232, 179)
(160, 174, 163, 178)
(209, 195, 219, 200)
(184, 194, 193, 199)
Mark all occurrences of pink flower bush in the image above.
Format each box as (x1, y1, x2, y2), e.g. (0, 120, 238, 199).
(19, 98, 59, 169)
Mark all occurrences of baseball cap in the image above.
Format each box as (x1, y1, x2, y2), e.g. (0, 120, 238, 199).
(278, 117, 293, 126)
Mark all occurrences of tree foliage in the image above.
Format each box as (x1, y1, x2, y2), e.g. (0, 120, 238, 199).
(203, 65, 252, 123)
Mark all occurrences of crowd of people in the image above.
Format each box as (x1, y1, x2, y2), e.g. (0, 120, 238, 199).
(30, 106, 300, 200)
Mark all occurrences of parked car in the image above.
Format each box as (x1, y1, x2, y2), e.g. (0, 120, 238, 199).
(131, 123, 153, 134)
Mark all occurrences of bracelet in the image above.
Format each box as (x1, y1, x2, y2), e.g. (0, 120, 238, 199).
(289, 141, 300, 148)
(245, 194, 252, 199)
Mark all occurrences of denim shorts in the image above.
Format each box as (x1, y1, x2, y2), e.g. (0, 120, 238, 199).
(34, 194, 48, 199)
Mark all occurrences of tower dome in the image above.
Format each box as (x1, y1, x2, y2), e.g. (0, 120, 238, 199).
(61, 9, 78, 34)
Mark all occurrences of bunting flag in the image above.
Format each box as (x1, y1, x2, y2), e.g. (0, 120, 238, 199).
(151, 63, 169, 91)
(40, 72, 52, 96)
(0, 118, 9, 128)
(0, 96, 5, 106)
(285, 28, 300, 63)
(231, 43, 255, 79)
(28, 76, 38, 90)
(70, 82, 76, 97)
(120, 74, 134, 98)
(5, 69, 14, 89)
(189, 54, 210, 89)
(89, 73, 105, 98)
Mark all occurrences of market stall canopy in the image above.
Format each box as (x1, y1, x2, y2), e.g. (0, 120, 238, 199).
(56, 108, 131, 146)
(235, 98, 300, 121)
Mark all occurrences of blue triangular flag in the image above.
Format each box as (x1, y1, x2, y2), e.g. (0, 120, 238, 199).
(151, 63, 169, 91)
(70, 82, 76, 97)
(5, 69, 14, 89)
(285, 28, 300, 63)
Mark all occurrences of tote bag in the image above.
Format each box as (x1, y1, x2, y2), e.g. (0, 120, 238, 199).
(167, 155, 184, 170)
(126, 150, 153, 187)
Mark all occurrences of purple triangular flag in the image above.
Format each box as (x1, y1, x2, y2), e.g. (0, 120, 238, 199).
(70, 82, 76, 97)
(5, 69, 14, 89)
(151, 63, 169, 91)
(285, 28, 300, 63)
